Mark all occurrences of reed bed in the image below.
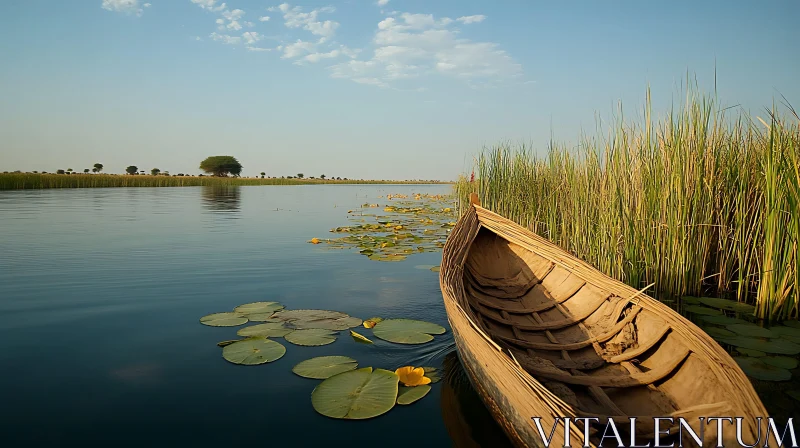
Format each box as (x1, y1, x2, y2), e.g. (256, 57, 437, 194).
(0, 174, 444, 190)
(456, 90, 799, 321)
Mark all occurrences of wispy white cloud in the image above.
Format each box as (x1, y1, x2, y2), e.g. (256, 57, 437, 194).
(241, 31, 263, 45)
(273, 3, 339, 40)
(329, 12, 520, 89)
(376, 0, 389, 6)
(209, 32, 241, 45)
(456, 15, 485, 24)
(190, 0, 226, 12)
(259, 16, 271, 21)
(101, 0, 148, 16)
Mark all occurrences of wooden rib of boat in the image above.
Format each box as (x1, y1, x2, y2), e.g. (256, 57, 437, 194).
(439, 194, 771, 448)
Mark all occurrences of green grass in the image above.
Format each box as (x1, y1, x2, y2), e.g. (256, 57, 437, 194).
(0, 174, 447, 190)
(456, 88, 799, 322)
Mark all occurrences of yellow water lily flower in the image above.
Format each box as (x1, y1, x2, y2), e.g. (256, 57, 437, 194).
(310, 238, 320, 244)
(395, 366, 431, 387)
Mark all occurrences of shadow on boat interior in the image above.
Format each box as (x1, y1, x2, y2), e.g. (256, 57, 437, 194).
(457, 227, 751, 447)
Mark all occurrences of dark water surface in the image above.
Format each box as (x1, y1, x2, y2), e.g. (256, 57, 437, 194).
(0, 185, 511, 447)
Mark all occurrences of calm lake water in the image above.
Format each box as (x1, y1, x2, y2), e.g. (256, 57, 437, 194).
(0, 185, 513, 447)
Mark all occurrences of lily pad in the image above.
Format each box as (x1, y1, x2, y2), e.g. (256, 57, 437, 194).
(772, 325, 800, 339)
(702, 327, 736, 339)
(200, 312, 248, 327)
(222, 338, 286, 365)
(697, 297, 756, 314)
(727, 324, 777, 338)
(397, 385, 431, 405)
(681, 296, 702, 305)
(736, 348, 766, 357)
(734, 357, 792, 381)
(245, 313, 280, 322)
(761, 356, 798, 370)
(311, 367, 399, 419)
(272, 309, 360, 331)
(233, 301, 284, 314)
(430, 266, 441, 272)
(699, 315, 749, 326)
(350, 330, 373, 344)
(373, 319, 447, 344)
(719, 336, 800, 355)
(292, 356, 358, 379)
(284, 329, 338, 346)
(683, 305, 723, 316)
(237, 322, 294, 338)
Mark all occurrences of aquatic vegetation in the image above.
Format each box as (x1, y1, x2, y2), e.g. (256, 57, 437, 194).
(456, 89, 800, 321)
(395, 366, 431, 386)
(222, 338, 286, 365)
(0, 173, 445, 190)
(372, 319, 447, 344)
(363, 317, 383, 329)
(270, 309, 362, 330)
(311, 367, 400, 420)
(719, 336, 800, 355)
(761, 356, 798, 370)
(734, 357, 792, 381)
(350, 330, 373, 344)
(237, 322, 294, 338)
(199, 312, 249, 327)
(292, 356, 359, 379)
(312, 193, 456, 262)
(284, 328, 338, 346)
(397, 385, 431, 405)
(233, 301, 284, 314)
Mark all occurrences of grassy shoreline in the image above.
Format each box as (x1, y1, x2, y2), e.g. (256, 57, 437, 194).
(455, 89, 799, 321)
(0, 173, 450, 190)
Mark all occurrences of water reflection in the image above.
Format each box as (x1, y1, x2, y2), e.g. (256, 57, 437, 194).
(201, 186, 241, 213)
(440, 351, 514, 448)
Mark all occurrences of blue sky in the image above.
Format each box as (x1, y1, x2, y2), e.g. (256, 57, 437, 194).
(1, 0, 798, 179)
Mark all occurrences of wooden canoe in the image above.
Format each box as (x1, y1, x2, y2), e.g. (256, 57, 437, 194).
(439, 195, 772, 448)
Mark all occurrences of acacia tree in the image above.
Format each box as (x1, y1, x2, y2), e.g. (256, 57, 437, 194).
(84, 169, 90, 173)
(125, 166, 138, 175)
(260, 172, 266, 178)
(151, 168, 161, 176)
(297, 173, 304, 178)
(94, 163, 103, 173)
(320, 174, 326, 180)
(199, 156, 242, 177)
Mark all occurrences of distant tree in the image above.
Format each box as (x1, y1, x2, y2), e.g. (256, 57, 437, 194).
(151, 168, 161, 176)
(260, 172, 266, 178)
(320, 174, 326, 179)
(57, 169, 65, 174)
(32, 170, 38, 174)
(92, 168, 97, 173)
(84, 168, 90, 173)
(336, 177, 341, 180)
(93, 163, 103, 173)
(297, 173, 304, 178)
(67, 168, 73, 173)
(42, 171, 48, 174)
(310, 176, 316, 179)
(199, 155, 242, 177)
(125, 166, 138, 175)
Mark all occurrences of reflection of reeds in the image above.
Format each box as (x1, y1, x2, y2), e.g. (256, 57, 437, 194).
(456, 87, 799, 321)
(201, 186, 241, 212)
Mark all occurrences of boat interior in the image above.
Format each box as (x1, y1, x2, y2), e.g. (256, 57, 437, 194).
(461, 227, 747, 445)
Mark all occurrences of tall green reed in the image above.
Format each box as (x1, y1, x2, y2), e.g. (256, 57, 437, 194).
(457, 88, 799, 321)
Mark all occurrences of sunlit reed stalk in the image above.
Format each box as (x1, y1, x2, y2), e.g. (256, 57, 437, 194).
(456, 87, 799, 321)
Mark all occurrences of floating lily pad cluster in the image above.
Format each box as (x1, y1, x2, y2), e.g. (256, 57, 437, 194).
(681, 296, 800, 382)
(199, 304, 449, 420)
(200, 304, 364, 365)
(308, 193, 457, 262)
